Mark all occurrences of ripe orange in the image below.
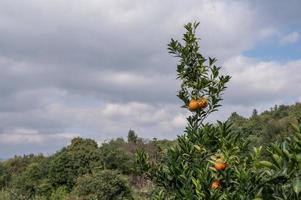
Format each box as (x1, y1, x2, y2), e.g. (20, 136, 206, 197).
(188, 100, 199, 111)
(197, 97, 208, 109)
(214, 162, 227, 171)
(211, 180, 221, 189)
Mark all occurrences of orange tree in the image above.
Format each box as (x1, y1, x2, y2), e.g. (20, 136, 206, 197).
(135, 22, 301, 200)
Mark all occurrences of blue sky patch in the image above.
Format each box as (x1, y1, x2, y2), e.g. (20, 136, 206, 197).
(244, 32, 301, 61)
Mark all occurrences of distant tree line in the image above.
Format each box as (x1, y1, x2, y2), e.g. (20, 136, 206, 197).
(0, 130, 174, 200)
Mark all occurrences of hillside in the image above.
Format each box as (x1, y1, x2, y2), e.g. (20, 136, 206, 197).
(228, 102, 301, 149)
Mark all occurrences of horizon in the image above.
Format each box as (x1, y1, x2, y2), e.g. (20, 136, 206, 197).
(1, 101, 300, 160)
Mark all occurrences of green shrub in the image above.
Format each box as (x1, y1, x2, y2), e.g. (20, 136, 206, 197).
(72, 170, 133, 200)
(0, 163, 9, 188)
(49, 186, 69, 200)
(9, 162, 49, 199)
(0, 189, 11, 200)
(100, 139, 133, 174)
(48, 138, 102, 190)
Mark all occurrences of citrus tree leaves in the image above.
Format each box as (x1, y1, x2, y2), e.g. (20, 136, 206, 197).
(168, 22, 230, 124)
(293, 179, 301, 194)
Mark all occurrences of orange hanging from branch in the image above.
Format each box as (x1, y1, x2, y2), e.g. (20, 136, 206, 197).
(211, 180, 221, 189)
(214, 162, 227, 171)
(197, 97, 208, 109)
(188, 99, 199, 111)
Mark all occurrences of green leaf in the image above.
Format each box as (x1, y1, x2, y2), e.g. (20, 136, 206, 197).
(293, 179, 301, 194)
(271, 154, 282, 168)
(291, 123, 301, 134)
(257, 161, 276, 170)
(193, 145, 202, 151)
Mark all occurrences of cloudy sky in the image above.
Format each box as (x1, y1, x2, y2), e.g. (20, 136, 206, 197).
(1, 0, 301, 158)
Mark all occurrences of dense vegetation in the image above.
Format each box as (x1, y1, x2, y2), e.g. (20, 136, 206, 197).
(229, 103, 301, 151)
(1, 22, 301, 199)
(0, 130, 177, 199)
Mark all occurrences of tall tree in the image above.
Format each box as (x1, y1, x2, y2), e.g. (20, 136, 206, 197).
(127, 129, 138, 144)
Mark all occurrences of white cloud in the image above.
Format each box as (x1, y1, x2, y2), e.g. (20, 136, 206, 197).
(44, 101, 186, 140)
(279, 31, 300, 45)
(223, 56, 301, 106)
(170, 114, 187, 128)
(0, 129, 79, 145)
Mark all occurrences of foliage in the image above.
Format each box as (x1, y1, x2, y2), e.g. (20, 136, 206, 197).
(228, 103, 301, 151)
(49, 186, 69, 200)
(0, 136, 171, 199)
(9, 162, 49, 199)
(72, 170, 133, 200)
(0, 162, 9, 188)
(48, 138, 102, 190)
(100, 138, 134, 174)
(134, 148, 151, 176)
(128, 129, 138, 144)
(150, 22, 233, 199)
(0, 189, 11, 200)
(168, 22, 230, 124)
(254, 120, 301, 199)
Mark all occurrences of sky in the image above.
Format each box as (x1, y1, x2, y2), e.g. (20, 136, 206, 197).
(1, 0, 301, 158)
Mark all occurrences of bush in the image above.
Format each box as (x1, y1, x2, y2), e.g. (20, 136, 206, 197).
(254, 121, 301, 199)
(50, 186, 69, 200)
(48, 138, 102, 190)
(72, 170, 133, 200)
(9, 162, 49, 199)
(100, 139, 134, 173)
(0, 163, 9, 188)
(0, 189, 11, 200)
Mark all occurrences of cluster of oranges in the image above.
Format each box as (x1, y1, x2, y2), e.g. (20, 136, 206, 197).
(188, 97, 208, 112)
(210, 157, 227, 189)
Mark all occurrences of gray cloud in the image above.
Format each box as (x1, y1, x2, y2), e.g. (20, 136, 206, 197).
(252, 0, 301, 27)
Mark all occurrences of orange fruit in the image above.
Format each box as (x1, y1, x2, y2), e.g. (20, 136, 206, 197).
(211, 180, 221, 189)
(214, 162, 227, 171)
(197, 97, 208, 109)
(188, 100, 199, 111)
